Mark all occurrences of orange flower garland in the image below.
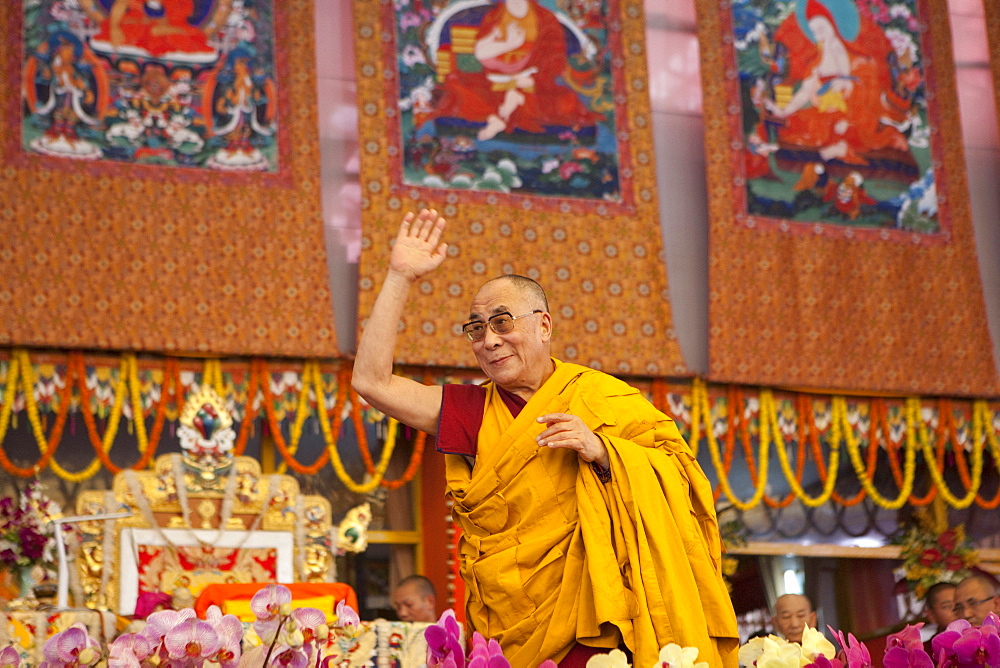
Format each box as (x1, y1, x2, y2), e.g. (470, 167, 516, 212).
(0, 351, 71, 477)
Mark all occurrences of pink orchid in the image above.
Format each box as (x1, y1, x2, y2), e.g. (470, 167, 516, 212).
(426, 610, 465, 668)
(468, 632, 509, 668)
(950, 621, 1000, 666)
(107, 633, 152, 668)
(831, 627, 872, 668)
(266, 644, 310, 668)
(41, 624, 101, 667)
(204, 605, 244, 668)
(290, 607, 329, 645)
(163, 617, 222, 662)
(0, 646, 21, 668)
(931, 618, 972, 663)
(886, 624, 925, 652)
(335, 599, 360, 638)
(881, 623, 932, 668)
(250, 583, 293, 621)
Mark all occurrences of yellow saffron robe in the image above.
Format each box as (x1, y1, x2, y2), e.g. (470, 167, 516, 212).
(445, 360, 738, 667)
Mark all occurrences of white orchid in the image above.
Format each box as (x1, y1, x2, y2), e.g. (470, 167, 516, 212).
(656, 642, 708, 668)
(586, 648, 632, 668)
(800, 626, 837, 663)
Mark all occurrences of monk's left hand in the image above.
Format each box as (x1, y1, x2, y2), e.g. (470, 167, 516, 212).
(535, 413, 610, 471)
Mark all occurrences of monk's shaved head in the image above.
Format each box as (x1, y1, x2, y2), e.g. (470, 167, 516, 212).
(480, 275, 549, 313)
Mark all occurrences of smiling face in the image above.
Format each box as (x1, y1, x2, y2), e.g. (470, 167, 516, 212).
(773, 594, 817, 644)
(468, 277, 554, 399)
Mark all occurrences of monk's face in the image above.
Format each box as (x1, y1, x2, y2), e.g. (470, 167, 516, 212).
(392, 582, 436, 623)
(772, 594, 816, 644)
(954, 579, 1000, 626)
(468, 279, 552, 396)
(925, 586, 957, 628)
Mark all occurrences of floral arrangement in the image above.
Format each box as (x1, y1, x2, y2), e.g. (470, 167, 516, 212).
(0, 479, 63, 572)
(895, 520, 978, 599)
(1, 584, 362, 668)
(424, 609, 711, 668)
(737, 614, 1000, 668)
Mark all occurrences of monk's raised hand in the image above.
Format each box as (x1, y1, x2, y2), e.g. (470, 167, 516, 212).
(535, 413, 610, 471)
(389, 209, 448, 282)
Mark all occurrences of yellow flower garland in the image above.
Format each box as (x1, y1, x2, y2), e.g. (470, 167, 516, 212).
(202, 359, 226, 397)
(977, 400, 1000, 481)
(3, 354, 1000, 507)
(127, 355, 151, 458)
(911, 398, 983, 509)
(841, 396, 914, 509)
(44, 354, 129, 482)
(309, 362, 395, 494)
(277, 360, 318, 474)
(0, 354, 21, 446)
(695, 378, 769, 511)
(766, 391, 840, 508)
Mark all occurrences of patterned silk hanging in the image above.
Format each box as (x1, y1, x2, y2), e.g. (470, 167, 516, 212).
(696, 0, 999, 395)
(352, 0, 688, 376)
(0, 0, 337, 357)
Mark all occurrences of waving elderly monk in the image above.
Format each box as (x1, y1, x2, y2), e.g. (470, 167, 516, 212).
(352, 210, 738, 667)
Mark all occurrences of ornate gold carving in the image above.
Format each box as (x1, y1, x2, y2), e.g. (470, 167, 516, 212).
(196, 500, 217, 529)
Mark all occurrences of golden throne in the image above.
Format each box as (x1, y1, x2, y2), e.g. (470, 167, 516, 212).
(72, 387, 337, 614)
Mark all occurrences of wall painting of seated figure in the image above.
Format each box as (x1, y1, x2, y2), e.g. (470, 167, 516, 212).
(20, 0, 280, 173)
(717, 0, 953, 241)
(388, 0, 626, 206)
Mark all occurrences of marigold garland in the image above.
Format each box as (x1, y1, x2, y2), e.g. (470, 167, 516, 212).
(276, 360, 319, 475)
(885, 398, 938, 507)
(974, 400, 1000, 509)
(695, 379, 769, 511)
(51, 355, 130, 482)
(260, 359, 334, 476)
(910, 398, 983, 509)
(767, 391, 839, 508)
(356, 371, 430, 490)
(840, 396, 915, 509)
(0, 350, 72, 477)
(233, 359, 258, 457)
(2, 354, 1000, 509)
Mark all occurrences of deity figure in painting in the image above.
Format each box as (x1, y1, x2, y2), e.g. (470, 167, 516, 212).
(764, 0, 916, 181)
(23, 31, 109, 159)
(92, 0, 216, 62)
(420, 0, 604, 142)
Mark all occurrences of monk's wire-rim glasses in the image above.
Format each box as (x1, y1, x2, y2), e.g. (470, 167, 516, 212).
(462, 310, 543, 342)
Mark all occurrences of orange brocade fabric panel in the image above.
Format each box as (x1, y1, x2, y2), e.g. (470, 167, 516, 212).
(352, 0, 687, 376)
(696, 0, 1000, 395)
(0, 1, 337, 357)
(194, 582, 359, 620)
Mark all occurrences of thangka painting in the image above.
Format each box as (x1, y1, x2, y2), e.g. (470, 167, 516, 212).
(353, 0, 690, 375)
(698, 0, 1000, 395)
(714, 0, 952, 241)
(393, 0, 621, 201)
(0, 0, 337, 358)
(20, 0, 279, 172)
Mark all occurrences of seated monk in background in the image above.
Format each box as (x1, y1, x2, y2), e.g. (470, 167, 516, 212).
(425, 0, 603, 141)
(352, 209, 738, 667)
(94, 0, 213, 58)
(765, 0, 912, 165)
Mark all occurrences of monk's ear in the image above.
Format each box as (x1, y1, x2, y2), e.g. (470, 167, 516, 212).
(539, 311, 553, 341)
(807, 611, 817, 629)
